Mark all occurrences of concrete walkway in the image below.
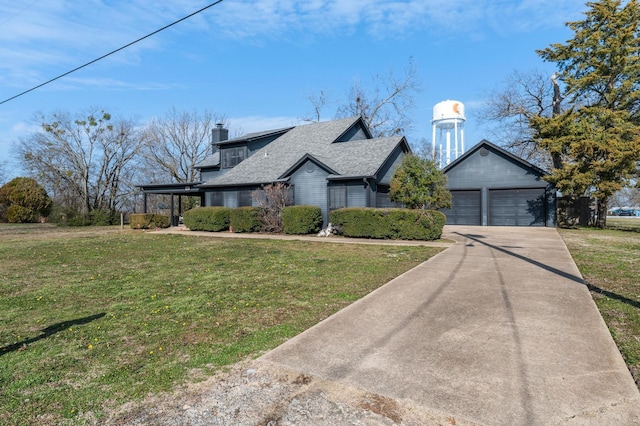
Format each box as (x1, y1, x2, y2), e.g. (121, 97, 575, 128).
(259, 226, 640, 425)
(156, 225, 452, 247)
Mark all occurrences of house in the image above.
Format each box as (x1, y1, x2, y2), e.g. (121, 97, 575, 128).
(441, 140, 556, 227)
(139, 116, 410, 225)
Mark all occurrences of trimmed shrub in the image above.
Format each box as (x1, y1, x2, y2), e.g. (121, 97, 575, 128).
(0, 177, 52, 223)
(330, 208, 446, 240)
(129, 213, 170, 230)
(230, 207, 262, 233)
(282, 205, 323, 235)
(183, 207, 231, 231)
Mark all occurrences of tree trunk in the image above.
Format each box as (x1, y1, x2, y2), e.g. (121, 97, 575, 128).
(551, 73, 564, 170)
(596, 197, 608, 229)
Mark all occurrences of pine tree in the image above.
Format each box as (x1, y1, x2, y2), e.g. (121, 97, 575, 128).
(532, 0, 640, 228)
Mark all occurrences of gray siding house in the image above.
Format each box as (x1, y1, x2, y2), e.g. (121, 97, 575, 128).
(140, 117, 410, 225)
(441, 140, 556, 227)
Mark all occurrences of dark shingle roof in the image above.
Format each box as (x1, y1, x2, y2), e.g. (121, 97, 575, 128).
(195, 151, 220, 169)
(200, 117, 407, 187)
(443, 139, 549, 176)
(216, 126, 294, 145)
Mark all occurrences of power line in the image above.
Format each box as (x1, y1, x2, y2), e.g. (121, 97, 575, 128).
(0, 0, 42, 27)
(0, 0, 226, 106)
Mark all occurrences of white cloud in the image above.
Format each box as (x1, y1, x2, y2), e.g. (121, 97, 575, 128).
(0, 0, 587, 92)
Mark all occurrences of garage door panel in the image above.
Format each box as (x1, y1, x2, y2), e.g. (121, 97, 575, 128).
(442, 190, 481, 225)
(489, 189, 546, 226)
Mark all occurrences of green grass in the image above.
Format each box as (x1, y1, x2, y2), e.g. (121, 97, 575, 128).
(606, 216, 640, 232)
(0, 225, 443, 425)
(560, 225, 640, 386)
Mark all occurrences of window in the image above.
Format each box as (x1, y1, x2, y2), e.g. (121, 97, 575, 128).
(222, 146, 247, 168)
(209, 191, 223, 206)
(329, 185, 347, 210)
(238, 190, 253, 207)
(286, 185, 295, 206)
(376, 185, 398, 208)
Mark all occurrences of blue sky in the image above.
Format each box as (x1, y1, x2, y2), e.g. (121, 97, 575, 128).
(0, 0, 587, 179)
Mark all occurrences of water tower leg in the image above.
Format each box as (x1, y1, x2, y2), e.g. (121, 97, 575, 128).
(461, 128, 465, 154)
(446, 131, 451, 165)
(454, 120, 459, 161)
(431, 125, 436, 160)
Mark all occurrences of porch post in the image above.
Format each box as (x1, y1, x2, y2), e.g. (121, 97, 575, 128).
(170, 193, 175, 226)
(143, 193, 148, 213)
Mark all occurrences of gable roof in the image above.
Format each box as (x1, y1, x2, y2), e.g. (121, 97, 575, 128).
(216, 126, 294, 146)
(195, 126, 296, 169)
(199, 117, 408, 187)
(195, 151, 220, 169)
(442, 139, 549, 176)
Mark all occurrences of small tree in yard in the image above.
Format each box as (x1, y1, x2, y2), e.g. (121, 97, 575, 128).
(389, 155, 452, 210)
(0, 177, 52, 223)
(251, 183, 290, 232)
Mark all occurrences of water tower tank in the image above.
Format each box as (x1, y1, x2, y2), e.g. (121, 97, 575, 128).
(432, 100, 465, 128)
(432, 100, 466, 166)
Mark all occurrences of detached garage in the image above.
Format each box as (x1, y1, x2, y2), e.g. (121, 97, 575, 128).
(441, 141, 556, 227)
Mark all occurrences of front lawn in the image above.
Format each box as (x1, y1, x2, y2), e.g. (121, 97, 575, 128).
(560, 226, 640, 386)
(0, 226, 442, 424)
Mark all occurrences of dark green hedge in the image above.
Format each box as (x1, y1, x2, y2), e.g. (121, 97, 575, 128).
(230, 207, 262, 233)
(183, 207, 231, 231)
(282, 205, 323, 235)
(129, 213, 170, 230)
(329, 208, 446, 240)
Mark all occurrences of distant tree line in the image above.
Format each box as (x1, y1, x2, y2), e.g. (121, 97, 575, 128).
(8, 108, 225, 224)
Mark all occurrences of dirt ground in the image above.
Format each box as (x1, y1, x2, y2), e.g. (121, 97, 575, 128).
(104, 359, 472, 426)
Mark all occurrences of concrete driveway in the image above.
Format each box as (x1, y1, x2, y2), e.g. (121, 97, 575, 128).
(260, 226, 640, 425)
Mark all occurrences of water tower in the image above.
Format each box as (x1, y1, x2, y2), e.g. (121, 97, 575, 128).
(432, 100, 466, 167)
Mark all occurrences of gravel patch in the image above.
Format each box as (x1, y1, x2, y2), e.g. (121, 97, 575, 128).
(105, 359, 474, 426)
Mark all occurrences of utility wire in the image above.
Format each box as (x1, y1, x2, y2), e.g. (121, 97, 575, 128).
(0, 0, 42, 27)
(0, 0, 226, 106)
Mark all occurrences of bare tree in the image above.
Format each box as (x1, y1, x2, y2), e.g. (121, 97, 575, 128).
(0, 160, 8, 186)
(251, 182, 290, 233)
(16, 109, 142, 216)
(477, 69, 559, 168)
(302, 90, 330, 123)
(141, 108, 226, 184)
(336, 58, 421, 137)
(610, 186, 640, 208)
(304, 59, 421, 137)
(97, 118, 143, 213)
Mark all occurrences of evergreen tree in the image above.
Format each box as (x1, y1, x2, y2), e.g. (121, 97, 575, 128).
(389, 155, 452, 210)
(0, 177, 52, 223)
(533, 0, 640, 228)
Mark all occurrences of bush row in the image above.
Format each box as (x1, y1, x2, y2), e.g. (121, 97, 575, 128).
(182, 207, 231, 231)
(147, 206, 445, 240)
(282, 206, 323, 235)
(129, 213, 170, 229)
(182, 205, 323, 235)
(329, 208, 445, 240)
